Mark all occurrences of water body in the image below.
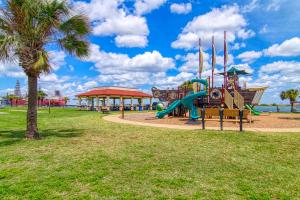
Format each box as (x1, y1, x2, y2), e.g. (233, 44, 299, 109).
(255, 105, 300, 113)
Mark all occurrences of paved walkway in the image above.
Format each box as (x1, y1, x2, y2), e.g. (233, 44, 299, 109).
(103, 114, 300, 133)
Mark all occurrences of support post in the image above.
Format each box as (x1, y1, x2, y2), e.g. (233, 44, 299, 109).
(122, 99, 125, 119)
(96, 96, 99, 112)
(120, 97, 123, 111)
(219, 108, 224, 131)
(201, 107, 205, 130)
(79, 98, 82, 110)
(149, 98, 153, 111)
(106, 96, 110, 111)
(91, 97, 95, 111)
(239, 110, 243, 132)
(87, 98, 90, 110)
(130, 98, 134, 111)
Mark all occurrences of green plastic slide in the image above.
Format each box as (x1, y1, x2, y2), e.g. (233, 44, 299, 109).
(245, 104, 261, 116)
(156, 100, 181, 119)
(181, 90, 207, 119)
(156, 78, 208, 119)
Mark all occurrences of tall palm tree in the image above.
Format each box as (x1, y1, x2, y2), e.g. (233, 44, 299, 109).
(0, 0, 90, 139)
(280, 89, 299, 112)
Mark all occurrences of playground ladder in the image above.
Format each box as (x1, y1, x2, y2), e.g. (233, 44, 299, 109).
(224, 89, 234, 109)
(234, 89, 244, 110)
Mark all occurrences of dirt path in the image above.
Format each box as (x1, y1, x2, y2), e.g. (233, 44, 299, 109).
(103, 113, 300, 133)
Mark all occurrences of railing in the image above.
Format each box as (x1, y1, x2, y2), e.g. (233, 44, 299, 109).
(234, 89, 244, 110)
(224, 89, 234, 109)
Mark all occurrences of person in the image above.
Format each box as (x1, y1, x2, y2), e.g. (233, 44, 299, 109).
(276, 105, 280, 112)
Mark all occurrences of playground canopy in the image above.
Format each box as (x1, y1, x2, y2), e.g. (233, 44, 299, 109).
(76, 86, 152, 111)
(218, 67, 250, 76)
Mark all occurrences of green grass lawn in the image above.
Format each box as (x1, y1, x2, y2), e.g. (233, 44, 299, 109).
(0, 107, 300, 199)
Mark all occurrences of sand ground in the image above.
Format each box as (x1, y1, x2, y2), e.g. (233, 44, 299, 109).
(103, 112, 300, 132)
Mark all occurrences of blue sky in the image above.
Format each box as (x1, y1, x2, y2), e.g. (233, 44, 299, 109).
(0, 0, 300, 104)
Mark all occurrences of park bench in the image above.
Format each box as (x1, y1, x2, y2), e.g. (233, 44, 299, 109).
(101, 107, 110, 114)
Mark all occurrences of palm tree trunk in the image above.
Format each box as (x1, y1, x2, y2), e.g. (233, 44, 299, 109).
(26, 75, 39, 139)
(291, 102, 294, 113)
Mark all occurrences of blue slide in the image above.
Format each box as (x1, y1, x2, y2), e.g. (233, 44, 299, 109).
(156, 78, 208, 119)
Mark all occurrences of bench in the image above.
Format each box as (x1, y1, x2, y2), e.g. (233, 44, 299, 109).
(101, 107, 110, 114)
(199, 108, 250, 121)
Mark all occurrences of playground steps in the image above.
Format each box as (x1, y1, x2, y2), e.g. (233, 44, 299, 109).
(234, 89, 244, 110)
(224, 88, 245, 110)
(224, 89, 234, 109)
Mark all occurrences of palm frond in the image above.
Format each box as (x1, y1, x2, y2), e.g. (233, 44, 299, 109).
(59, 15, 90, 36)
(0, 34, 17, 61)
(59, 35, 89, 58)
(33, 50, 51, 74)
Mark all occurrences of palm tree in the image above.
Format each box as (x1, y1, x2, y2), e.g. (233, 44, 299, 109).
(0, 0, 90, 139)
(38, 90, 47, 107)
(7, 94, 18, 107)
(179, 81, 193, 90)
(63, 97, 69, 108)
(280, 89, 299, 112)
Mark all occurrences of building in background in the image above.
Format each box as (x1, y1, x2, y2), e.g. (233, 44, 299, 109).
(14, 80, 22, 98)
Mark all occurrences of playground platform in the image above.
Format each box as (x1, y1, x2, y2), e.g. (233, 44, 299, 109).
(103, 112, 300, 133)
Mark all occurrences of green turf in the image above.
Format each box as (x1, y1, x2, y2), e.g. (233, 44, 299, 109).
(0, 107, 300, 199)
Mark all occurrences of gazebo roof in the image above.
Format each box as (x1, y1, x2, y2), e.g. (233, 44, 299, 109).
(76, 87, 152, 98)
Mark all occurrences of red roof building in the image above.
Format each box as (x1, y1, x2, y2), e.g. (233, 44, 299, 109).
(76, 87, 152, 111)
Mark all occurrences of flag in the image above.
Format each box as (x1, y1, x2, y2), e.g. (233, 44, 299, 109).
(211, 36, 216, 88)
(224, 31, 228, 66)
(224, 31, 228, 87)
(212, 36, 216, 72)
(199, 38, 204, 79)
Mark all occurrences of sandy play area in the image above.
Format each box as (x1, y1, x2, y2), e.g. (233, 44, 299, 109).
(122, 112, 300, 129)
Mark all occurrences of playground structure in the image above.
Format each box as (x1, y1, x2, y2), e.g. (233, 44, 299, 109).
(153, 31, 267, 121)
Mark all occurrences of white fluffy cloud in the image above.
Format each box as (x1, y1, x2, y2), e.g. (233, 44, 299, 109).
(73, 0, 149, 48)
(242, 0, 259, 13)
(81, 44, 200, 89)
(170, 3, 192, 14)
(77, 81, 98, 92)
(84, 44, 178, 88)
(87, 44, 175, 75)
(134, 0, 166, 15)
(171, 5, 254, 50)
(237, 50, 262, 62)
(264, 37, 300, 57)
(178, 51, 209, 73)
(267, 0, 281, 11)
(49, 50, 66, 71)
(0, 63, 25, 78)
(115, 35, 148, 48)
(178, 51, 234, 73)
(247, 61, 300, 103)
(259, 61, 300, 76)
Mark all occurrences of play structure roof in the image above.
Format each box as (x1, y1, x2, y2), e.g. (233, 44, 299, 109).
(76, 87, 152, 98)
(218, 67, 250, 76)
